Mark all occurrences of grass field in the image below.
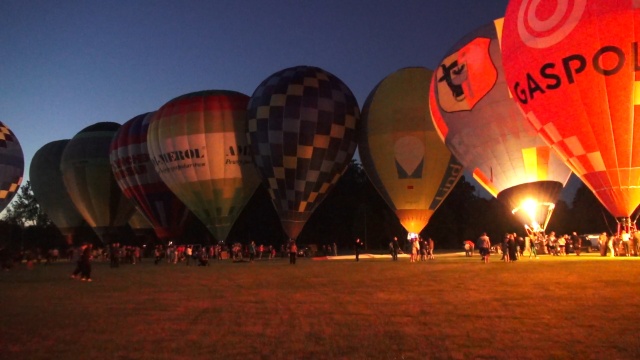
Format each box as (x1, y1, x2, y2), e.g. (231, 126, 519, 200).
(1, 252, 639, 360)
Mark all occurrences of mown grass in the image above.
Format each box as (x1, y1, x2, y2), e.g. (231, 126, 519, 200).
(1, 253, 639, 360)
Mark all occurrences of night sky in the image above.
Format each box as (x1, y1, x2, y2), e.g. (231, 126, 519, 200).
(0, 0, 580, 207)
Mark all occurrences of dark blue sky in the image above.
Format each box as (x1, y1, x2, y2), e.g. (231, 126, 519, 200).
(0, 0, 580, 204)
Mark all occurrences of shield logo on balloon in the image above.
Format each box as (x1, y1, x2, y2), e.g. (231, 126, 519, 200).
(435, 37, 497, 113)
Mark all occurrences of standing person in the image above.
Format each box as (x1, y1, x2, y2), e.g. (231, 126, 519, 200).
(633, 231, 640, 257)
(288, 240, 297, 265)
(410, 236, 420, 263)
(185, 245, 192, 266)
(571, 232, 581, 256)
(391, 237, 400, 261)
(476, 232, 491, 263)
(517, 236, 525, 258)
(249, 241, 256, 262)
(529, 236, 539, 259)
(71, 244, 87, 279)
(501, 234, 510, 262)
(216, 243, 223, 260)
(154, 245, 162, 265)
(599, 232, 608, 256)
(548, 232, 558, 256)
(557, 234, 566, 256)
(332, 242, 338, 256)
(208, 245, 215, 261)
(79, 244, 93, 281)
(608, 235, 616, 257)
(621, 230, 631, 256)
(71, 244, 92, 281)
(427, 237, 435, 259)
(508, 234, 517, 262)
(419, 237, 427, 261)
(354, 238, 363, 262)
(109, 243, 119, 268)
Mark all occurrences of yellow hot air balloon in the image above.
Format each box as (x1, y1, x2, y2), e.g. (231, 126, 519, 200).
(147, 90, 260, 242)
(359, 67, 463, 235)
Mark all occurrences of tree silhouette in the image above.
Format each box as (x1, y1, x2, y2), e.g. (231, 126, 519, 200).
(2, 181, 50, 228)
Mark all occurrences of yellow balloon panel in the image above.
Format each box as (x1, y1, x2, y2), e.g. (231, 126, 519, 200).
(359, 67, 463, 233)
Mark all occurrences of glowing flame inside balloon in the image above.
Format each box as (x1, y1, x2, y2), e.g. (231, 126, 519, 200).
(512, 198, 555, 232)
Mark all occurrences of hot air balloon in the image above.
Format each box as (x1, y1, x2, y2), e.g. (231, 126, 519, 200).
(247, 66, 360, 241)
(359, 67, 463, 236)
(0, 121, 24, 214)
(430, 19, 572, 233)
(60, 122, 136, 243)
(147, 90, 260, 242)
(501, 1, 640, 232)
(110, 112, 191, 242)
(30, 140, 86, 244)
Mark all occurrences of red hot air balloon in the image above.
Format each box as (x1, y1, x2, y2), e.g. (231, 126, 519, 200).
(110, 112, 191, 241)
(502, 0, 640, 232)
(0, 121, 24, 213)
(247, 66, 360, 240)
(430, 19, 572, 233)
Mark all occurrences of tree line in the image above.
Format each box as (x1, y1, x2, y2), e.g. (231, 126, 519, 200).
(0, 160, 626, 253)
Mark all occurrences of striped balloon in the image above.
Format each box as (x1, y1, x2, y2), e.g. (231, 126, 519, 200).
(110, 112, 191, 241)
(147, 90, 260, 242)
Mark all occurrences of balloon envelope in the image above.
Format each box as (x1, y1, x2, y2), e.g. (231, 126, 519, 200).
(247, 66, 360, 239)
(110, 112, 191, 241)
(359, 67, 463, 234)
(147, 90, 260, 242)
(29, 140, 86, 240)
(501, 1, 640, 218)
(0, 121, 24, 213)
(60, 122, 136, 242)
(430, 19, 572, 229)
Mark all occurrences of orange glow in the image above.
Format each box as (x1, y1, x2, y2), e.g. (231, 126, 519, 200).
(502, 1, 640, 217)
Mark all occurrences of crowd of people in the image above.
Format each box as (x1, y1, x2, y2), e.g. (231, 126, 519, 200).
(471, 229, 640, 263)
(4, 228, 640, 279)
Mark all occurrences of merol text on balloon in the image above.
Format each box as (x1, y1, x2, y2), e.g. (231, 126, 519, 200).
(150, 148, 205, 166)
